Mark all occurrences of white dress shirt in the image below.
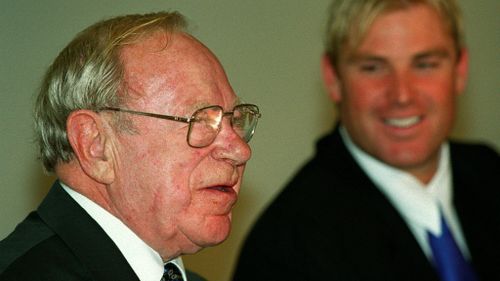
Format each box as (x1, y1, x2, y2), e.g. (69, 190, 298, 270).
(61, 183, 188, 281)
(340, 127, 471, 260)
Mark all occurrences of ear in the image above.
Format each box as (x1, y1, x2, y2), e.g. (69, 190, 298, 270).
(66, 110, 115, 184)
(454, 48, 469, 95)
(321, 54, 343, 103)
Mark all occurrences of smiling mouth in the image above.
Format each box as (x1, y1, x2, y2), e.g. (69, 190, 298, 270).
(384, 116, 421, 128)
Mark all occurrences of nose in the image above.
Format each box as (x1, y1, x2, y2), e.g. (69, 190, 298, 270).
(211, 118, 252, 166)
(388, 71, 415, 105)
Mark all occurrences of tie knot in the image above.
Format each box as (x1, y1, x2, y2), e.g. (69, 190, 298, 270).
(162, 262, 184, 281)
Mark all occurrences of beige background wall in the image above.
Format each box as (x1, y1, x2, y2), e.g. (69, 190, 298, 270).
(1, 1, 498, 280)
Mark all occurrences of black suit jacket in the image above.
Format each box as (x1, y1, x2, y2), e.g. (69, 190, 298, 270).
(0, 181, 206, 281)
(233, 127, 500, 280)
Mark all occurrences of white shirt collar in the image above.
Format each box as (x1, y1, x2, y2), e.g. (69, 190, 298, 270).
(339, 127, 471, 259)
(339, 126, 448, 236)
(60, 183, 187, 281)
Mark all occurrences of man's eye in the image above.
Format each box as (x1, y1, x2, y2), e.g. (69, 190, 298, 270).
(415, 60, 440, 70)
(358, 62, 383, 73)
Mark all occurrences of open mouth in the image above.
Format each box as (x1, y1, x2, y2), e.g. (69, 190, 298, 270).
(200, 184, 239, 213)
(384, 116, 421, 128)
(207, 186, 233, 193)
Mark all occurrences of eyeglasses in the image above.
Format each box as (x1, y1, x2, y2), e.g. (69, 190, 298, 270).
(102, 104, 261, 148)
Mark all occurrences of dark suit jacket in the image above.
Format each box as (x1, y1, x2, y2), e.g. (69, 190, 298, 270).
(233, 127, 500, 281)
(0, 181, 206, 281)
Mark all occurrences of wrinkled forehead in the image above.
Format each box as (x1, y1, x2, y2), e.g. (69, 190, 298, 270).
(118, 31, 237, 111)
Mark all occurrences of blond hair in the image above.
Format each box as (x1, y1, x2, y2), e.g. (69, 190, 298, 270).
(325, 0, 464, 67)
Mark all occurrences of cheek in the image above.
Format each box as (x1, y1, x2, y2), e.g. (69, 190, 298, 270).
(120, 146, 192, 207)
(118, 132, 213, 210)
(341, 84, 380, 120)
(157, 166, 193, 211)
(160, 149, 211, 209)
(186, 150, 213, 186)
(417, 77, 457, 112)
(343, 75, 386, 104)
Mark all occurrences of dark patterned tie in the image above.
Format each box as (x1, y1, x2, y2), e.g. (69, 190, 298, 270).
(161, 262, 184, 281)
(427, 214, 478, 281)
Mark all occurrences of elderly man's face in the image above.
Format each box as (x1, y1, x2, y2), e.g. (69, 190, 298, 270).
(106, 32, 251, 258)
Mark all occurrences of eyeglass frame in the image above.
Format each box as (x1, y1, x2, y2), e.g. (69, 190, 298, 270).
(100, 103, 261, 148)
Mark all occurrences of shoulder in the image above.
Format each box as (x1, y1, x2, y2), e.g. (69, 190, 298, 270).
(0, 212, 53, 273)
(449, 141, 499, 160)
(249, 131, 381, 240)
(449, 141, 499, 174)
(0, 212, 90, 280)
(267, 132, 373, 217)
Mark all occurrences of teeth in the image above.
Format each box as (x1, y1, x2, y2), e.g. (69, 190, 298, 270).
(385, 116, 420, 128)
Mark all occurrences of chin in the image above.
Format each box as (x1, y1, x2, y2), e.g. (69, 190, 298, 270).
(203, 219, 232, 246)
(184, 215, 233, 250)
(383, 150, 437, 176)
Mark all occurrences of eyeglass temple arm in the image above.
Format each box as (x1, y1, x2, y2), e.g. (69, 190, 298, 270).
(101, 107, 191, 123)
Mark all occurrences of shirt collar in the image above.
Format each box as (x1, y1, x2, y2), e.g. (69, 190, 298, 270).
(166, 258, 188, 281)
(339, 126, 451, 236)
(60, 183, 187, 281)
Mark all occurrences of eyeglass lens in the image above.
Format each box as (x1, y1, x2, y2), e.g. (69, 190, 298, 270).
(188, 107, 223, 147)
(232, 105, 259, 142)
(188, 105, 259, 147)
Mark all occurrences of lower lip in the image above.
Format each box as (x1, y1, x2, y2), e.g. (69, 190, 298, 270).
(384, 125, 419, 139)
(201, 187, 238, 209)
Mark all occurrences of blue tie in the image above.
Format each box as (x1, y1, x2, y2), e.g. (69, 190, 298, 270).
(427, 214, 478, 281)
(161, 262, 184, 281)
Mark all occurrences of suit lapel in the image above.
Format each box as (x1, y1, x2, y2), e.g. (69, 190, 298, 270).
(322, 127, 439, 280)
(37, 182, 140, 281)
(450, 143, 500, 279)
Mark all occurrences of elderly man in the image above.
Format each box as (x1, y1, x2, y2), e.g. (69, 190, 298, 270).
(0, 12, 260, 281)
(234, 0, 499, 280)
